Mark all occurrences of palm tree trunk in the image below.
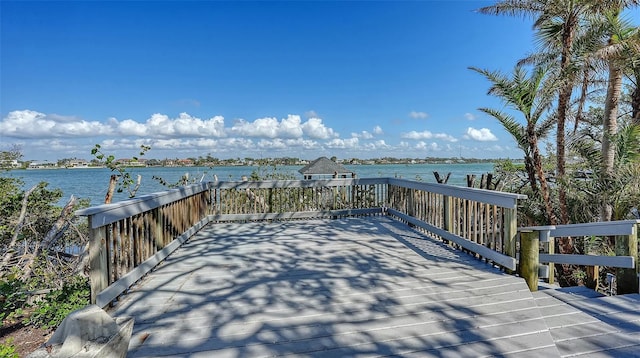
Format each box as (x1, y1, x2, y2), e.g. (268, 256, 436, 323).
(600, 63, 623, 221)
(632, 73, 640, 125)
(556, 14, 578, 225)
(528, 128, 556, 226)
(524, 154, 538, 194)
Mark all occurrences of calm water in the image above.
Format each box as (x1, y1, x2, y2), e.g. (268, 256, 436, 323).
(7, 163, 495, 206)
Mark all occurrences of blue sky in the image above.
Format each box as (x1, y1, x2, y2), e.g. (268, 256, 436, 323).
(2, 1, 631, 161)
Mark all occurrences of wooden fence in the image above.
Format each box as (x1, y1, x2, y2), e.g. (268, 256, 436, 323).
(519, 220, 639, 293)
(76, 183, 210, 307)
(76, 177, 638, 307)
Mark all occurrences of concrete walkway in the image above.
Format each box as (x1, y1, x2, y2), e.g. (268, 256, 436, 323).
(112, 216, 558, 357)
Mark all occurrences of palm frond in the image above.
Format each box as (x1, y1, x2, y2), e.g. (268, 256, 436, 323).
(478, 107, 529, 152)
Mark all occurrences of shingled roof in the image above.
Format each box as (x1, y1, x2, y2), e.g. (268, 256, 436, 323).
(298, 157, 355, 179)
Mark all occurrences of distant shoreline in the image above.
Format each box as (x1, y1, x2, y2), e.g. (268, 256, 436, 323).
(8, 158, 518, 171)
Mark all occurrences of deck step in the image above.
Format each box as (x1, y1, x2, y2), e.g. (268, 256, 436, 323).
(533, 287, 640, 357)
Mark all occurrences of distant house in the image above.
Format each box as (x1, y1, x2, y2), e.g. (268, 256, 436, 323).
(66, 159, 89, 168)
(0, 159, 20, 168)
(298, 157, 355, 179)
(27, 161, 57, 169)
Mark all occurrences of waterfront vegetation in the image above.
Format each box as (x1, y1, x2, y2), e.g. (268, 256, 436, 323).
(2, 1, 640, 354)
(7, 154, 499, 170)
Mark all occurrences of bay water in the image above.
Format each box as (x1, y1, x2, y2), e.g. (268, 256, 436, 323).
(6, 162, 496, 206)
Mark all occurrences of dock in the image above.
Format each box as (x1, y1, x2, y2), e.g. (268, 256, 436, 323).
(114, 217, 561, 357)
(72, 178, 639, 357)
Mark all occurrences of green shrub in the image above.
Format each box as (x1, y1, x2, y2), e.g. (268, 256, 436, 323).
(26, 276, 89, 330)
(0, 339, 19, 358)
(0, 274, 27, 323)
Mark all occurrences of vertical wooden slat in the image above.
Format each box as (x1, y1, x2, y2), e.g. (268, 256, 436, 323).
(615, 224, 638, 294)
(88, 217, 108, 305)
(546, 236, 555, 285)
(503, 207, 518, 272)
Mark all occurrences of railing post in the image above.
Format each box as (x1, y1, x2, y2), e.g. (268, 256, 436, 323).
(616, 224, 639, 294)
(520, 230, 539, 291)
(443, 195, 453, 232)
(585, 238, 598, 289)
(547, 236, 555, 285)
(154, 207, 164, 247)
(88, 216, 108, 305)
(442, 195, 453, 245)
(504, 207, 518, 270)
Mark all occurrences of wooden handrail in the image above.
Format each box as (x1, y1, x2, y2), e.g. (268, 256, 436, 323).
(77, 177, 638, 307)
(519, 220, 639, 293)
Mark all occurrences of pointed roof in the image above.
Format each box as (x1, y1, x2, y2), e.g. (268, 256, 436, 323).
(298, 157, 354, 176)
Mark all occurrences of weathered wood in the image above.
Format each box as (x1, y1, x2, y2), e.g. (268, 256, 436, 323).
(0, 184, 37, 271)
(467, 174, 476, 188)
(520, 230, 539, 291)
(433, 171, 451, 184)
(504, 207, 518, 268)
(550, 220, 639, 238)
(539, 253, 634, 268)
(585, 265, 599, 290)
(547, 237, 555, 285)
(112, 217, 555, 357)
(388, 178, 526, 209)
(89, 217, 108, 305)
(615, 224, 639, 294)
(96, 216, 210, 308)
(388, 209, 517, 271)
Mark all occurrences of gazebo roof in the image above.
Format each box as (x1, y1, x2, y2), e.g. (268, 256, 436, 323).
(298, 157, 354, 176)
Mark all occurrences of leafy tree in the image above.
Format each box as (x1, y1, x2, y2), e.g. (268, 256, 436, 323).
(1, 149, 90, 333)
(470, 64, 558, 225)
(478, 0, 640, 224)
(593, 12, 640, 220)
(91, 144, 150, 202)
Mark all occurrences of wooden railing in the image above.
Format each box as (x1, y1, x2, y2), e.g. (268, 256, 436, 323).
(209, 178, 387, 221)
(76, 177, 638, 307)
(385, 178, 526, 271)
(75, 183, 210, 307)
(519, 220, 639, 293)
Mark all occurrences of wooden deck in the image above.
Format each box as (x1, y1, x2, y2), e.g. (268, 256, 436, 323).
(112, 216, 560, 357)
(533, 285, 640, 357)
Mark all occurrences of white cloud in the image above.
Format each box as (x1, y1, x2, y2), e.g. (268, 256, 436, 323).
(279, 115, 305, 138)
(434, 133, 458, 142)
(402, 130, 434, 140)
(409, 111, 428, 119)
(2, 108, 516, 160)
(302, 117, 338, 139)
(118, 119, 148, 136)
(364, 140, 390, 150)
(464, 127, 498, 142)
(464, 113, 476, 121)
(258, 138, 288, 149)
(326, 137, 359, 149)
(0, 110, 111, 138)
(351, 131, 373, 139)
(401, 130, 457, 142)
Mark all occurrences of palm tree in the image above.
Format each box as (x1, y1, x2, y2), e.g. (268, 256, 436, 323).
(571, 122, 640, 221)
(470, 64, 558, 225)
(478, 0, 640, 224)
(594, 12, 640, 220)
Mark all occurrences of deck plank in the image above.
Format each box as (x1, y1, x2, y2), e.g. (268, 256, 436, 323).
(533, 288, 640, 357)
(111, 216, 558, 357)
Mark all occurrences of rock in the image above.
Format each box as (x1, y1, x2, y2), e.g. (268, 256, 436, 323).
(27, 305, 133, 358)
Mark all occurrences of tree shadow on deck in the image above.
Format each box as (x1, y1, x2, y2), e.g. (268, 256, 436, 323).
(112, 216, 552, 357)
